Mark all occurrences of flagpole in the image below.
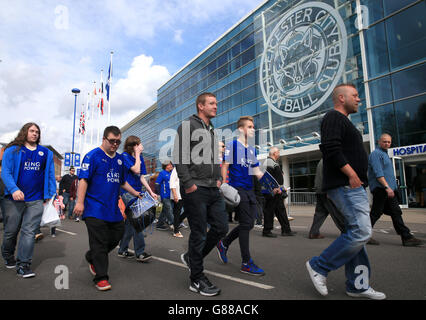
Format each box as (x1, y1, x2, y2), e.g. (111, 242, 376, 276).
(96, 70, 102, 145)
(108, 51, 113, 125)
(84, 92, 89, 155)
(90, 81, 96, 146)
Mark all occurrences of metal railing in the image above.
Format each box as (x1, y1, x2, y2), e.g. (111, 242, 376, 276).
(288, 192, 316, 206)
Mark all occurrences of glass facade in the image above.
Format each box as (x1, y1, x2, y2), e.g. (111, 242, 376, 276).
(122, 0, 426, 192)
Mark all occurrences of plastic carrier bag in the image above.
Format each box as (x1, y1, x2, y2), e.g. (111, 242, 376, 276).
(41, 196, 61, 227)
(126, 192, 158, 233)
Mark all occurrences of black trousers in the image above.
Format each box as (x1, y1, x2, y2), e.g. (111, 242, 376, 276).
(173, 199, 188, 233)
(370, 188, 412, 240)
(223, 188, 257, 263)
(309, 194, 346, 235)
(84, 217, 125, 283)
(263, 193, 291, 234)
(183, 187, 228, 282)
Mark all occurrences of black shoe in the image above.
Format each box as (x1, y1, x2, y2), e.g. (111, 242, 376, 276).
(262, 232, 277, 238)
(190, 277, 221, 296)
(118, 251, 135, 258)
(136, 252, 152, 262)
(367, 238, 380, 245)
(402, 237, 423, 247)
(281, 231, 297, 236)
(16, 265, 35, 278)
(5, 257, 16, 269)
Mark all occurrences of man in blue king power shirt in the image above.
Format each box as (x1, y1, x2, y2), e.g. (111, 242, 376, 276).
(73, 126, 142, 291)
(1, 123, 56, 278)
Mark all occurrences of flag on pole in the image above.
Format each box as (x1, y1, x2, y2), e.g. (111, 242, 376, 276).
(106, 59, 112, 102)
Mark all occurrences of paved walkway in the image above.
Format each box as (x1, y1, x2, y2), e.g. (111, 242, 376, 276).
(287, 205, 426, 224)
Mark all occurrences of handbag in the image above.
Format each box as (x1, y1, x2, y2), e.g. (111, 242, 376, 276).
(41, 196, 61, 227)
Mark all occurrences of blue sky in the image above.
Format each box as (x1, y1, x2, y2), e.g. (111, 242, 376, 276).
(0, 0, 262, 154)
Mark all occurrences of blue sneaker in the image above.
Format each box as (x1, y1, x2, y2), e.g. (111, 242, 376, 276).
(16, 265, 36, 278)
(240, 259, 265, 276)
(216, 240, 228, 264)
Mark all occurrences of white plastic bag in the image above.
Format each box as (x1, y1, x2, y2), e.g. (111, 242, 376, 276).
(41, 197, 61, 227)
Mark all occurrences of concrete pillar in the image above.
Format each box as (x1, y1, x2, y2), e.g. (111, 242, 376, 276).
(280, 155, 290, 188)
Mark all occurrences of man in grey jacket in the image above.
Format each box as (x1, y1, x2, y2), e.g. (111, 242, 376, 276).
(173, 92, 228, 297)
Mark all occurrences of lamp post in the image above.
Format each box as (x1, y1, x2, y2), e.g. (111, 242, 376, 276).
(71, 88, 80, 167)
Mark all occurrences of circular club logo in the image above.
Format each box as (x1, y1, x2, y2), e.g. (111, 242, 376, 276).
(260, 2, 347, 118)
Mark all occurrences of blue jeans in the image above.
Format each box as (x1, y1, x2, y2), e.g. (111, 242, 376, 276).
(309, 186, 372, 293)
(68, 199, 76, 219)
(119, 218, 146, 256)
(1, 199, 44, 267)
(157, 198, 174, 227)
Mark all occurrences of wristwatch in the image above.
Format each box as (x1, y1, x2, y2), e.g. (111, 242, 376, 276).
(384, 186, 389, 189)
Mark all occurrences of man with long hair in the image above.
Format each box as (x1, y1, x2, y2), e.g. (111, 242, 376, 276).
(1, 122, 56, 278)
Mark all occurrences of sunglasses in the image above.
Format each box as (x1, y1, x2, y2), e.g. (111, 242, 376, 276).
(104, 137, 122, 145)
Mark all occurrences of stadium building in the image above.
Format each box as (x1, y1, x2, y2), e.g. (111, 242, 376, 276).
(121, 0, 426, 208)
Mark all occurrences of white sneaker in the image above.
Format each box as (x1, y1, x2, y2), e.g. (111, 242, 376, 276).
(347, 287, 386, 300)
(306, 261, 328, 296)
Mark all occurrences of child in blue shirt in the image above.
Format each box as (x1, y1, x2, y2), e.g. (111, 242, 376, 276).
(217, 116, 267, 276)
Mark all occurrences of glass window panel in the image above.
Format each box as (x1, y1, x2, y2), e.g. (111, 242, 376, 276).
(392, 63, 426, 101)
(372, 103, 397, 145)
(241, 85, 256, 104)
(241, 69, 256, 89)
(232, 79, 241, 93)
(217, 65, 229, 80)
(241, 101, 257, 116)
(240, 34, 254, 52)
(394, 94, 426, 147)
(365, 22, 389, 78)
(208, 72, 217, 86)
(360, 0, 384, 26)
(231, 43, 241, 58)
(229, 107, 242, 124)
(217, 52, 228, 67)
(369, 76, 393, 106)
(383, 0, 417, 16)
(207, 60, 217, 74)
(386, 2, 426, 70)
(231, 93, 242, 107)
(241, 47, 255, 65)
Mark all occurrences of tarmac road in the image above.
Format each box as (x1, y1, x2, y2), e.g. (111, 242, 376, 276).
(0, 207, 425, 303)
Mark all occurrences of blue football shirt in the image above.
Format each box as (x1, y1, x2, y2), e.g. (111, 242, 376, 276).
(121, 152, 147, 194)
(79, 147, 127, 222)
(16, 145, 48, 201)
(224, 140, 259, 190)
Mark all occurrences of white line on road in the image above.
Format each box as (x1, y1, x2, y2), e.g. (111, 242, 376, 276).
(56, 228, 77, 236)
(124, 248, 274, 290)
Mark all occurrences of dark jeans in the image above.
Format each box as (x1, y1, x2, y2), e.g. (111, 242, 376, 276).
(84, 217, 125, 283)
(263, 193, 291, 234)
(370, 188, 412, 240)
(173, 199, 188, 233)
(223, 188, 257, 263)
(183, 186, 228, 282)
(309, 194, 346, 235)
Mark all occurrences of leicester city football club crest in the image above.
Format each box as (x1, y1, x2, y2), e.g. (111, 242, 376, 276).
(260, 1, 347, 118)
(117, 159, 122, 165)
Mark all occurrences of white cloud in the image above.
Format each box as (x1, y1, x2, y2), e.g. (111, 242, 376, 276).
(173, 30, 184, 44)
(112, 54, 171, 125)
(0, 0, 262, 156)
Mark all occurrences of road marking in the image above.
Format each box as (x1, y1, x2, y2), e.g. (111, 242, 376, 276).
(56, 228, 77, 236)
(123, 248, 274, 290)
(373, 229, 389, 234)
